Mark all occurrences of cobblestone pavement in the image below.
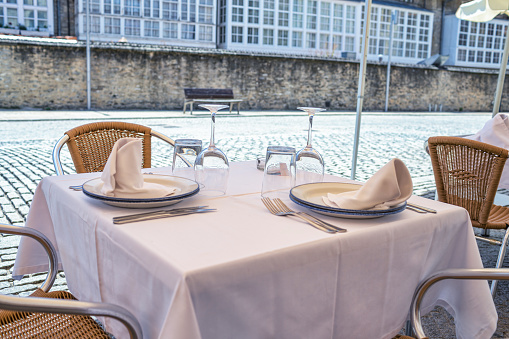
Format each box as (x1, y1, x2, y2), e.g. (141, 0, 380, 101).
(1, 112, 508, 338)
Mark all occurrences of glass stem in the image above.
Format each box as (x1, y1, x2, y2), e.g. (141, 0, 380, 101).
(210, 111, 216, 148)
(306, 113, 314, 148)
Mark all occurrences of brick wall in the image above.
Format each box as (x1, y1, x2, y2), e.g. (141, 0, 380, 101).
(0, 40, 506, 112)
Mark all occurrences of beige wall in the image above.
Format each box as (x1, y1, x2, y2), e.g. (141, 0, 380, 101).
(0, 41, 506, 112)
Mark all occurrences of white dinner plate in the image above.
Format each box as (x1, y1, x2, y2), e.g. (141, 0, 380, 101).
(290, 182, 406, 219)
(82, 174, 200, 208)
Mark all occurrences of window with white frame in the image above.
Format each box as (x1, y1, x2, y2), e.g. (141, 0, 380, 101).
(163, 21, 178, 38)
(181, 0, 196, 22)
(248, 0, 259, 24)
(89, 0, 101, 14)
(104, 0, 121, 15)
(218, 0, 226, 23)
(248, 27, 258, 43)
(162, 0, 178, 19)
(263, 0, 274, 25)
(219, 25, 226, 43)
(306, 0, 317, 30)
(232, 25, 243, 42)
(181, 23, 195, 39)
(125, 18, 141, 35)
(6, 7, 18, 27)
(319, 33, 328, 49)
(198, 0, 213, 23)
(104, 17, 121, 34)
(278, 29, 288, 45)
(144, 20, 159, 36)
(292, 31, 302, 47)
(332, 34, 341, 50)
(263, 28, 273, 44)
(292, 0, 303, 28)
(84, 15, 100, 33)
(306, 32, 316, 48)
(232, 0, 243, 23)
(125, 0, 141, 16)
(332, 3, 342, 33)
(199, 25, 212, 40)
(278, 0, 289, 26)
(345, 5, 354, 34)
(320, 1, 329, 31)
(455, 19, 509, 66)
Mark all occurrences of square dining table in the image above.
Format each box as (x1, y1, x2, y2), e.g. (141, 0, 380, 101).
(13, 161, 497, 339)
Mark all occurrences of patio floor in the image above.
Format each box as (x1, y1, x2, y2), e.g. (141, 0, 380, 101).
(0, 110, 508, 338)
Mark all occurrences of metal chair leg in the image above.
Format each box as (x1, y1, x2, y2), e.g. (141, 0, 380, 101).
(229, 102, 233, 113)
(491, 227, 509, 297)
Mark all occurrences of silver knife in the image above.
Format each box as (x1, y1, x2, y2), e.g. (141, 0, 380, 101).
(113, 208, 216, 224)
(113, 206, 208, 222)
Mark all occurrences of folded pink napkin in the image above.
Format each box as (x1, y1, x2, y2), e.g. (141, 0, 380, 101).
(323, 158, 413, 210)
(99, 138, 180, 198)
(465, 113, 509, 189)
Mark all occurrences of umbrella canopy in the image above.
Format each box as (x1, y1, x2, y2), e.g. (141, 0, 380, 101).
(456, 0, 509, 117)
(456, 0, 509, 22)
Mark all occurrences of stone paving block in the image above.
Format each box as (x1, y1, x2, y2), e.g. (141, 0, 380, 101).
(1, 253, 17, 261)
(6, 191, 19, 199)
(0, 246, 17, 255)
(5, 212, 24, 224)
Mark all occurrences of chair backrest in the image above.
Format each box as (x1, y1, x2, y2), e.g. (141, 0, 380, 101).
(53, 121, 175, 175)
(427, 136, 509, 226)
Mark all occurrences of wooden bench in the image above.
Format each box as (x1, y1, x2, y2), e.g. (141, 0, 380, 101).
(183, 88, 243, 115)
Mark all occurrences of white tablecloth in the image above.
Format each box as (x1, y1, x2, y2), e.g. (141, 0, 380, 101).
(13, 161, 497, 339)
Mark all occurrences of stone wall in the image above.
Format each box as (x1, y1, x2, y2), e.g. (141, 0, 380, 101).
(0, 40, 506, 112)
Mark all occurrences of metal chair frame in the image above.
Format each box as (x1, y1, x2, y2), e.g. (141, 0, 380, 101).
(407, 268, 509, 339)
(0, 223, 143, 338)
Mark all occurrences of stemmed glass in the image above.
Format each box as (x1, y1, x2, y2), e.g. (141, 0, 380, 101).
(194, 104, 230, 196)
(295, 107, 326, 185)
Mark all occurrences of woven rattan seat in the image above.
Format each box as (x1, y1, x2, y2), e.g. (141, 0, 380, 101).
(428, 136, 509, 297)
(0, 289, 110, 338)
(52, 121, 175, 175)
(0, 223, 142, 338)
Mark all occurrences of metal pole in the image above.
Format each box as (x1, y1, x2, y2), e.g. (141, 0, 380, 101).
(385, 11, 396, 112)
(86, 0, 91, 110)
(351, 0, 373, 180)
(493, 25, 509, 117)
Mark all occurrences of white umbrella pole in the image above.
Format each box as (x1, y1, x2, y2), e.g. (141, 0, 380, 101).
(492, 25, 509, 117)
(351, 0, 373, 180)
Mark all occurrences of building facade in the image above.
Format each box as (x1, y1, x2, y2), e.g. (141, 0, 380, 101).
(0, 0, 54, 33)
(1, 0, 508, 69)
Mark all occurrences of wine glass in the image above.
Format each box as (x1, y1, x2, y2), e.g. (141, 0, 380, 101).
(295, 107, 325, 185)
(194, 104, 230, 196)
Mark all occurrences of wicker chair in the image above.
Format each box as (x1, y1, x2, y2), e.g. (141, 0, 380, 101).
(0, 223, 142, 338)
(428, 136, 509, 297)
(52, 121, 177, 175)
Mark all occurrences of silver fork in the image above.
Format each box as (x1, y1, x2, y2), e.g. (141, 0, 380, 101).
(274, 198, 347, 233)
(261, 197, 335, 233)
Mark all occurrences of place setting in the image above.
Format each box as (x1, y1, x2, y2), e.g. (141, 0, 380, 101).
(260, 107, 436, 233)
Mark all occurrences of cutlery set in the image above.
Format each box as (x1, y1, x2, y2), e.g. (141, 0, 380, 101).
(261, 197, 346, 234)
